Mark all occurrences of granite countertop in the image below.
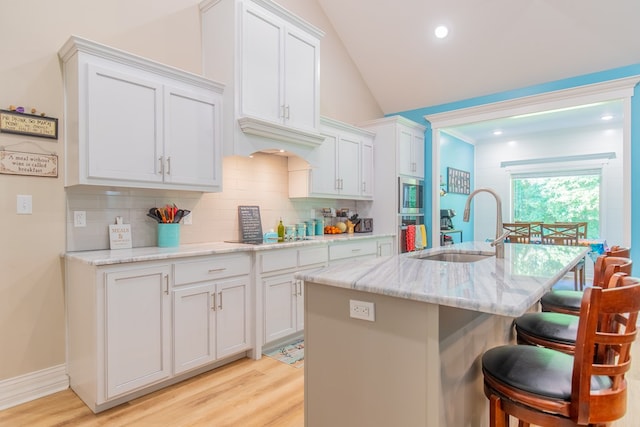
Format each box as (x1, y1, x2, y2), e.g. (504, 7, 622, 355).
(295, 241, 589, 317)
(64, 233, 395, 266)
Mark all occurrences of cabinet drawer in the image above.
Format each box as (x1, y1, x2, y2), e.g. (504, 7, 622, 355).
(298, 246, 328, 267)
(174, 254, 250, 285)
(329, 240, 378, 260)
(259, 248, 298, 274)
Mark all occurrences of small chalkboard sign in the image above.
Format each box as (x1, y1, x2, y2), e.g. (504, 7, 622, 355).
(238, 205, 263, 243)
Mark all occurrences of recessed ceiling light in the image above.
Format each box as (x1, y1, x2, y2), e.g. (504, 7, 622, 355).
(434, 25, 449, 39)
(601, 114, 613, 121)
(493, 130, 503, 136)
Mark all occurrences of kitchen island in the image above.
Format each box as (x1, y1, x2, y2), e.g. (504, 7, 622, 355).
(296, 241, 588, 427)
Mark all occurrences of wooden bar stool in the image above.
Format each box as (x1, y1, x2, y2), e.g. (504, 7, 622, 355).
(482, 278, 640, 426)
(515, 273, 638, 355)
(540, 255, 632, 315)
(607, 245, 630, 257)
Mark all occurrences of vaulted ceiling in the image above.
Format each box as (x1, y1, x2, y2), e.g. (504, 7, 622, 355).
(317, 0, 640, 140)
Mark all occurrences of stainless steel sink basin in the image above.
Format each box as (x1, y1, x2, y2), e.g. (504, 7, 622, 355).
(412, 252, 493, 263)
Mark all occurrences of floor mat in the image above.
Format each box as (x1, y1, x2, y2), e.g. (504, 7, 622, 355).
(263, 339, 304, 368)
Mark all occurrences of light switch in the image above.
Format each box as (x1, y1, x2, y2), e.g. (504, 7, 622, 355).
(17, 195, 32, 214)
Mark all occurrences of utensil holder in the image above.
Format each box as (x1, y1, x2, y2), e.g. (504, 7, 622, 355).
(158, 223, 180, 247)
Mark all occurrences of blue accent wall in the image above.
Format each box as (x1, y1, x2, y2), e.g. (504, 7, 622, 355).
(440, 133, 474, 243)
(390, 63, 640, 260)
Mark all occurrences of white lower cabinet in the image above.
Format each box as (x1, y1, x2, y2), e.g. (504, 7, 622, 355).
(259, 246, 327, 345)
(172, 254, 251, 375)
(377, 236, 394, 257)
(173, 277, 249, 375)
(104, 265, 172, 400)
(65, 252, 251, 413)
(328, 237, 394, 264)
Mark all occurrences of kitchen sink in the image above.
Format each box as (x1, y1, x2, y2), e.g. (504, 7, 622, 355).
(412, 252, 494, 263)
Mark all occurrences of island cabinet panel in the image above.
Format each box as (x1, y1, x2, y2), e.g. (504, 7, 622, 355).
(58, 36, 224, 192)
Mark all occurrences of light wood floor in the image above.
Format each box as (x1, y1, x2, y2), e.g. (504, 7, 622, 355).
(0, 357, 304, 427)
(1, 341, 638, 427)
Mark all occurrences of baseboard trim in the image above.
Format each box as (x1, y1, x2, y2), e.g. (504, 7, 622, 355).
(0, 365, 69, 411)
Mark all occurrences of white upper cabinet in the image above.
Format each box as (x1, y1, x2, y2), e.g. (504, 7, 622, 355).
(398, 124, 425, 178)
(201, 0, 325, 158)
(58, 36, 224, 192)
(288, 117, 375, 200)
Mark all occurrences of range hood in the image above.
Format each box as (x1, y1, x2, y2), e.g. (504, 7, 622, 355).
(232, 116, 326, 160)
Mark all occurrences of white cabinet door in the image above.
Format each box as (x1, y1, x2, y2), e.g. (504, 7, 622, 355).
(361, 137, 374, 198)
(105, 265, 171, 399)
(215, 277, 250, 359)
(263, 274, 297, 343)
(164, 85, 222, 188)
(411, 130, 425, 178)
(173, 283, 216, 375)
(173, 277, 249, 373)
(310, 131, 339, 196)
(398, 125, 425, 178)
(377, 237, 394, 257)
(241, 3, 282, 123)
(337, 133, 361, 197)
(283, 25, 320, 132)
(241, 1, 319, 131)
(87, 64, 163, 184)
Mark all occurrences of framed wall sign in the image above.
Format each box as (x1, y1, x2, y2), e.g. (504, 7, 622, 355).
(447, 167, 471, 195)
(0, 150, 58, 177)
(238, 205, 263, 243)
(0, 109, 58, 139)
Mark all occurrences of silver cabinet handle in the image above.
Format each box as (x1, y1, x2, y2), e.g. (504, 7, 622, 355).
(208, 267, 227, 274)
(158, 156, 164, 175)
(218, 291, 223, 310)
(285, 105, 290, 119)
(164, 274, 169, 295)
(211, 293, 216, 310)
(166, 156, 171, 175)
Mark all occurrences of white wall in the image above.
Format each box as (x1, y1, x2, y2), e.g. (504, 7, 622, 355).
(473, 124, 623, 244)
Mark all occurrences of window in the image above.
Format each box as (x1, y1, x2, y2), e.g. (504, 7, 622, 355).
(512, 169, 600, 238)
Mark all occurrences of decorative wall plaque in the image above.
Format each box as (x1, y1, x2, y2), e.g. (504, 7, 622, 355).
(447, 167, 471, 195)
(0, 109, 58, 139)
(0, 150, 58, 177)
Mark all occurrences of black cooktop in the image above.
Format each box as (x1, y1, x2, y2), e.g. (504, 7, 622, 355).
(224, 240, 264, 245)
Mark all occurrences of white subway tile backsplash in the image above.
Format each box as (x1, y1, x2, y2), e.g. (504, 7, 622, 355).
(65, 153, 357, 251)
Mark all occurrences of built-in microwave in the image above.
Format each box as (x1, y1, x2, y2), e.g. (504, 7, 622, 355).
(398, 177, 425, 215)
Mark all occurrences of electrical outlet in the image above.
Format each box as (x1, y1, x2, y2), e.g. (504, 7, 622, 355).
(73, 211, 86, 227)
(183, 212, 192, 225)
(349, 299, 375, 321)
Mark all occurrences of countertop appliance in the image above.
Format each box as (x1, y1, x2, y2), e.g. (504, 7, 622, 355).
(440, 209, 456, 230)
(354, 218, 373, 233)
